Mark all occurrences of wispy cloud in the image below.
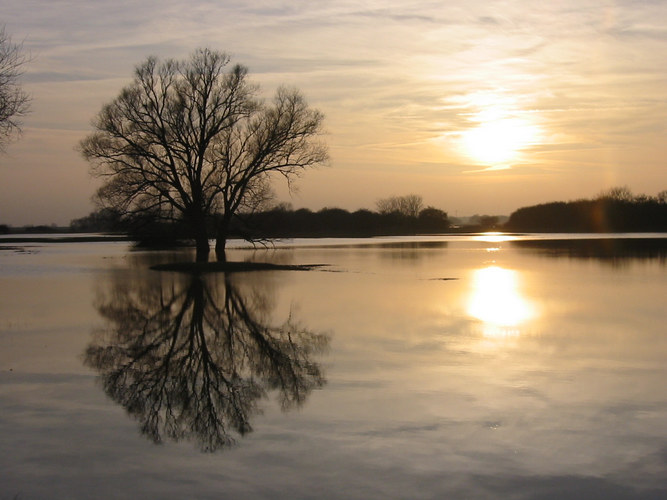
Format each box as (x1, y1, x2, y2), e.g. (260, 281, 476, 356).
(3, 0, 667, 224)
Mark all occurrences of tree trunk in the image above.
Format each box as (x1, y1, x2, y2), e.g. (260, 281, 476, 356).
(193, 219, 210, 263)
(215, 219, 229, 263)
(196, 236, 210, 263)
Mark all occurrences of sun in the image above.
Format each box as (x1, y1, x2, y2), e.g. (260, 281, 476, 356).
(461, 116, 539, 166)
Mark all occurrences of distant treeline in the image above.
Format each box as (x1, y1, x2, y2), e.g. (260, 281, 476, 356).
(13, 187, 665, 244)
(68, 204, 452, 246)
(505, 187, 667, 232)
(0, 224, 66, 234)
(232, 205, 451, 238)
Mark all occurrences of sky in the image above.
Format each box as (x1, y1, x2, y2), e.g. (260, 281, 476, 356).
(2, 0, 667, 225)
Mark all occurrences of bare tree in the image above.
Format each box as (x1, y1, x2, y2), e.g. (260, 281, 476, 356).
(597, 186, 634, 202)
(80, 49, 328, 262)
(398, 194, 423, 218)
(375, 196, 397, 215)
(210, 86, 328, 259)
(376, 194, 423, 217)
(0, 26, 30, 151)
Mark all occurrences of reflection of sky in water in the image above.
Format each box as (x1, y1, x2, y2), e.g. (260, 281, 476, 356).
(2, 239, 667, 499)
(467, 266, 535, 337)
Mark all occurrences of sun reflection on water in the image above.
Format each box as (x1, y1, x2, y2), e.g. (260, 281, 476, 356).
(467, 266, 535, 338)
(472, 232, 518, 243)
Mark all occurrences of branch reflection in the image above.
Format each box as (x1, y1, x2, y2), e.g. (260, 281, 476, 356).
(85, 271, 329, 452)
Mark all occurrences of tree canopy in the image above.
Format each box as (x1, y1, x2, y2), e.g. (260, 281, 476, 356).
(80, 48, 328, 262)
(0, 26, 30, 151)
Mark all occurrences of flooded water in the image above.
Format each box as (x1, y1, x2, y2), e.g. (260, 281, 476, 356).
(1, 235, 666, 499)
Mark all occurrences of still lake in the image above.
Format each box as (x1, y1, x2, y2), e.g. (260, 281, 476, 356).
(1, 234, 666, 499)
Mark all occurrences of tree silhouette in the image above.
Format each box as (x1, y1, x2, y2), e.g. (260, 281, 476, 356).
(376, 194, 423, 218)
(80, 48, 327, 262)
(85, 271, 328, 452)
(0, 26, 30, 151)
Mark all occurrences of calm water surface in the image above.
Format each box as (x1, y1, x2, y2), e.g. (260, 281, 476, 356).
(1, 235, 666, 499)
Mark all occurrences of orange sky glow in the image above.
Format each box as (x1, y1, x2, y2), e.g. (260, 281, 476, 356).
(2, 1, 666, 225)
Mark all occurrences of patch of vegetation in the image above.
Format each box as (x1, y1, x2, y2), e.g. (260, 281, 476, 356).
(505, 187, 667, 232)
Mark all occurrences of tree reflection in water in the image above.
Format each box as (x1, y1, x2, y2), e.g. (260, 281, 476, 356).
(85, 270, 329, 452)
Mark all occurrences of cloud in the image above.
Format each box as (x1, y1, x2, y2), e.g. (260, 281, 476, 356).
(3, 0, 667, 223)
(464, 165, 513, 174)
(23, 71, 99, 84)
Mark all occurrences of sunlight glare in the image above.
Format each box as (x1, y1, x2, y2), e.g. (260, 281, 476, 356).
(453, 91, 543, 168)
(462, 117, 538, 166)
(467, 266, 534, 337)
(472, 232, 518, 243)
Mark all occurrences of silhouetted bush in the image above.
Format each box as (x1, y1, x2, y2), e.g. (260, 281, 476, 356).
(418, 207, 452, 232)
(126, 213, 193, 248)
(506, 191, 667, 232)
(228, 205, 450, 239)
(70, 208, 125, 233)
(71, 202, 452, 244)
